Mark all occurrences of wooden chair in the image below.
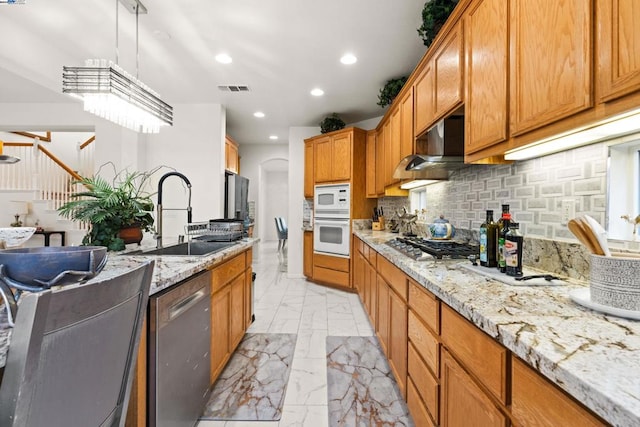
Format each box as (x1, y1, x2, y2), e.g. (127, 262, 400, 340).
(0, 260, 154, 427)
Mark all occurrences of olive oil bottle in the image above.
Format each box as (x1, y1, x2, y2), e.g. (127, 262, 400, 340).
(479, 210, 498, 267)
(505, 222, 524, 277)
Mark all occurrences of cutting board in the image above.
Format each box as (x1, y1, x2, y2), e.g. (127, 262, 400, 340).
(458, 263, 566, 286)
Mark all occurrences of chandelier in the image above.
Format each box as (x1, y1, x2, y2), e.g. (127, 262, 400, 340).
(62, 0, 173, 133)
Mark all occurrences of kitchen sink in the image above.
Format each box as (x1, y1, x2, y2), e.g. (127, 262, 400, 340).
(129, 241, 238, 256)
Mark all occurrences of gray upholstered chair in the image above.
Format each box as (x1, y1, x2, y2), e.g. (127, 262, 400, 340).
(0, 260, 154, 427)
(275, 217, 288, 252)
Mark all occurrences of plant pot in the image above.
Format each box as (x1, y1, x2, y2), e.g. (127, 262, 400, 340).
(118, 226, 143, 245)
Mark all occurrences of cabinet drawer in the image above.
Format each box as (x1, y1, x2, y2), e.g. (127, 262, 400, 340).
(408, 279, 439, 334)
(211, 253, 245, 293)
(314, 253, 350, 272)
(408, 310, 439, 376)
(512, 357, 606, 427)
(362, 241, 369, 259)
(408, 343, 439, 424)
(367, 244, 376, 266)
(407, 377, 437, 427)
(441, 304, 508, 404)
(376, 254, 407, 300)
(313, 266, 350, 288)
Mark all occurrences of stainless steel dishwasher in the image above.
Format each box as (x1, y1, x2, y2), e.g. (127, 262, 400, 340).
(149, 270, 211, 427)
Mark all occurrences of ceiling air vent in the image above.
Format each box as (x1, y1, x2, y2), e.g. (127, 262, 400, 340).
(218, 85, 250, 92)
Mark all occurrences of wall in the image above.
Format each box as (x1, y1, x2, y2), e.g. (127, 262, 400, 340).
(238, 143, 289, 240)
(288, 126, 321, 278)
(0, 101, 226, 245)
(263, 171, 289, 241)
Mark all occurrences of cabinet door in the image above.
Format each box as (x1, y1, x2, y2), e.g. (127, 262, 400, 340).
(365, 130, 377, 198)
(387, 106, 401, 186)
(314, 136, 333, 183)
(511, 357, 606, 427)
(225, 137, 239, 174)
(598, 0, 640, 102)
(303, 231, 313, 278)
(434, 22, 464, 118)
(230, 273, 245, 350)
(510, 0, 593, 136)
(383, 120, 393, 187)
(304, 141, 314, 198)
(353, 248, 365, 294)
(375, 126, 386, 195)
(465, 0, 509, 153)
(368, 260, 377, 329)
(400, 88, 414, 160)
(415, 62, 436, 135)
(332, 131, 352, 181)
(245, 266, 253, 329)
(440, 349, 508, 427)
(376, 274, 390, 355)
(211, 286, 231, 382)
(388, 289, 408, 398)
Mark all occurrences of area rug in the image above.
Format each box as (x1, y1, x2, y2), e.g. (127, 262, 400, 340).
(200, 333, 297, 421)
(326, 336, 414, 426)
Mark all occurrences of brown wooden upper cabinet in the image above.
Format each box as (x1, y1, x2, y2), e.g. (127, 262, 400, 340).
(375, 125, 386, 196)
(464, 0, 509, 156)
(304, 140, 314, 198)
(365, 130, 377, 198)
(597, 0, 640, 103)
(400, 87, 414, 161)
(509, 0, 593, 136)
(387, 106, 401, 187)
(414, 21, 463, 137)
(314, 131, 352, 183)
(225, 135, 239, 174)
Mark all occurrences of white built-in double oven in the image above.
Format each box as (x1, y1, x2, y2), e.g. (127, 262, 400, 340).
(313, 183, 351, 257)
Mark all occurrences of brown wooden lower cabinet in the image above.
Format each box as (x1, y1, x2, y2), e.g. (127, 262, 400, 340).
(511, 357, 606, 427)
(440, 348, 508, 427)
(211, 284, 231, 382)
(230, 272, 246, 350)
(313, 252, 350, 288)
(303, 231, 313, 278)
(354, 239, 606, 427)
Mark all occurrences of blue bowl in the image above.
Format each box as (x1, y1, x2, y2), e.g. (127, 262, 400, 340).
(0, 246, 107, 290)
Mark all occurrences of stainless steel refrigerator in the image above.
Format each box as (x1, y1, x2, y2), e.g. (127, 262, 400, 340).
(224, 172, 250, 221)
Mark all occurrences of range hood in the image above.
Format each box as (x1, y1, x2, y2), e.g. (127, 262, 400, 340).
(393, 115, 465, 181)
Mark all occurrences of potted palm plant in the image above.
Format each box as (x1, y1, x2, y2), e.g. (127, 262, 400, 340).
(58, 164, 159, 251)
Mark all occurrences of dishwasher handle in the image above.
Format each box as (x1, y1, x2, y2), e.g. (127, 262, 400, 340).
(168, 288, 207, 321)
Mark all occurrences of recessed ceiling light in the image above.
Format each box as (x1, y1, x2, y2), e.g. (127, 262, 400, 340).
(253, 111, 265, 118)
(310, 88, 324, 97)
(215, 53, 233, 64)
(340, 54, 357, 65)
(269, 135, 278, 140)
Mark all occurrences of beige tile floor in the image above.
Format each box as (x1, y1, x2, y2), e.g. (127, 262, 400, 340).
(197, 241, 375, 427)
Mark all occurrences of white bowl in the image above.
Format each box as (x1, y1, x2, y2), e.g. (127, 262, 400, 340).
(590, 254, 640, 311)
(0, 227, 37, 248)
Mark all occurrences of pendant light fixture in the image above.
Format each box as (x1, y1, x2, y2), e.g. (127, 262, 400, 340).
(0, 140, 20, 164)
(62, 0, 172, 133)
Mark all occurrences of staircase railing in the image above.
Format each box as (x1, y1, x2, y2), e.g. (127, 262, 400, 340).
(1, 135, 95, 214)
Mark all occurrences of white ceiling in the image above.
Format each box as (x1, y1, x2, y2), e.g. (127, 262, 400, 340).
(0, 0, 427, 145)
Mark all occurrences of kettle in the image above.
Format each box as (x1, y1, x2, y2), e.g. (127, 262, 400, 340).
(429, 215, 456, 239)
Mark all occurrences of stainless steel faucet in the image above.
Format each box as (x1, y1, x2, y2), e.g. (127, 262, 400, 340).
(156, 172, 192, 248)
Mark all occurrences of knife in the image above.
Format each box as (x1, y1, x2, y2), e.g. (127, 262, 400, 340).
(373, 207, 378, 221)
(515, 274, 561, 281)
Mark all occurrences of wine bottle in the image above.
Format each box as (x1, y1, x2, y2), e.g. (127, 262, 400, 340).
(497, 205, 511, 273)
(505, 222, 523, 277)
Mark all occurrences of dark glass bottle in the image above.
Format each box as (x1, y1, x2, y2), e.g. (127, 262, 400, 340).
(479, 210, 497, 267)
(505, 222, 524, 277)
(497, 205, 511, 273)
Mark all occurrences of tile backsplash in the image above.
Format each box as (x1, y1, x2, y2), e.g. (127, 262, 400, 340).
(374, 141, 639, 279)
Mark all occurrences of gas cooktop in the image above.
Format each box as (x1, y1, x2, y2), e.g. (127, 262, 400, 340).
(386, 236, 479, 260)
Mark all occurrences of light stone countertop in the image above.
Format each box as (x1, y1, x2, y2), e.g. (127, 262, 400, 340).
(0, 238, 258, 369)
(356, 229, 639, 427)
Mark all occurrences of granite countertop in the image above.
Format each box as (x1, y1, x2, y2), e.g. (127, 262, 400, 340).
(355, 229, 640, 427)
(0, 238, 258, 369)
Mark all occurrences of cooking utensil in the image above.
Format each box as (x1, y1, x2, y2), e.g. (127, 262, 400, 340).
(515, 274, 561, 281)
(583, 215, 611, 257)
(576, 217, 605, 255)
(567, 218, 601, 255)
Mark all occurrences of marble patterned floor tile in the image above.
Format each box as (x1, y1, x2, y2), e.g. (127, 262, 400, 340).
(195, 420, 227, 427)
(326, 336, 413, 427)
(294, 329, 328, 359)
(327, 318, 359, 336)
(284, 358, 328, 405)
(268, 318, 300, 334)
(201, 333, 297, 421)
(280, 404, 329, 427)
